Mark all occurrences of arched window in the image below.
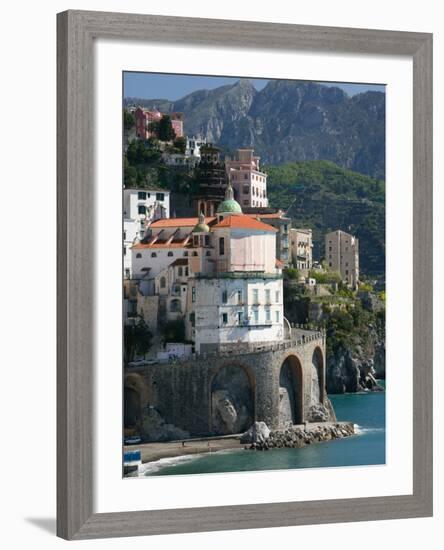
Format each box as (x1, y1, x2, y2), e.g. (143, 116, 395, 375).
(151, 252, 157, 258)
(136, 253, 142, 259)
(192, 251, 198, 257)
(167, 251, 173, 257)
(183, 251, 188, 257)
(170, 299, 181, 313)
(160, 276, 166, 289)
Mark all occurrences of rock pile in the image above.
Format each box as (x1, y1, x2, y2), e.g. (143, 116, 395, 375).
(246, 422, 355, 451)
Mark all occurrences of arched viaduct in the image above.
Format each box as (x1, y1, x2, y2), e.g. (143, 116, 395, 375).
(124, 331, 328, 439)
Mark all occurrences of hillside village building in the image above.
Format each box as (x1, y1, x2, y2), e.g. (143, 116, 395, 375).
(244, 210, 291, 267)
(225, 148, 268, 208)
(123, 187, 170, 278)
(162, 137, 208, 168)
(290, 228, 313, 274)
(135, 107, 184, 140)
(325, 229, 359, 288)
(128, 184, 285, 354)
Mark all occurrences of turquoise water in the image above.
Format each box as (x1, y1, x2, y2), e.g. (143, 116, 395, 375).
(143, 388, 385, 476)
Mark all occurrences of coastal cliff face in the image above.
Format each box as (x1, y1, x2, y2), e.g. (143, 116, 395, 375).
(325, 305, 385, 394)
(326, 340, 385, 394)
(284, 283, 385, 395)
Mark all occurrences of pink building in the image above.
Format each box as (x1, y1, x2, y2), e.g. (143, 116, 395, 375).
(225, 148, 268, 208)
(135, 107, 184, 140)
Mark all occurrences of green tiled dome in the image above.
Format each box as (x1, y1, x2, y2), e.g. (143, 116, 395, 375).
(217, 198, 242, 214)
(217, 183, 242, 214)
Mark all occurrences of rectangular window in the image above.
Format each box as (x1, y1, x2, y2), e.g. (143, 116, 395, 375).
(253, 309, 259, 323)
(275, 310, 280, 323)
(138, 191, 146, 200)
(275, 290, 280, 302)
(191, 287, 196, 302)
(156, 192, 165, 201)
(204, 235, 210, 246)
(185, 267, 189, 276)
(265, 289, 271, 303)
(222, 313, 228, 325)
(252, 288, 259, 303)
(237, 311, 243, 324)
(237, 290, 242, 304)
(222, 290, 228, 304)
(265, 308, 271, 322)
(219, 237, 225, 256)
(138, 205, 146, 215)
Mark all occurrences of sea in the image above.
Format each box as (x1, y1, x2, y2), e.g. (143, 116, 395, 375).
(140, 383, 386, 476)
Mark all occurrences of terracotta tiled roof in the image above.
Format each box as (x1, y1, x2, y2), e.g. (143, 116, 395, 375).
(150, 217, 216, 228)
(212, 215, 278, 232)
(170, 258, 189, 267)
(132, 240, 191, 249)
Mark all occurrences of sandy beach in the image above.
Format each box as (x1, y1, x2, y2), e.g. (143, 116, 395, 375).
(124, 435, 243, 464)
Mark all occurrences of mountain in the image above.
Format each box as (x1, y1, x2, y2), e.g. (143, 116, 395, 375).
(266, 160, 385, 276)
(124, 79, 385, 179)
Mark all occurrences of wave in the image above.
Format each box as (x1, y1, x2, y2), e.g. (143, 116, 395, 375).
(138, 453, 202, 475)
(354, 424, 385, 435)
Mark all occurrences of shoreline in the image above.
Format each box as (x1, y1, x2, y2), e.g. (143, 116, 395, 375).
(125, 435, 243, 465)
(124, 421, 355, 467)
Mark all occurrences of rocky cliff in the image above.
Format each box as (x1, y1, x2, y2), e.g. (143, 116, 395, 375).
(124, 78, 385, 179)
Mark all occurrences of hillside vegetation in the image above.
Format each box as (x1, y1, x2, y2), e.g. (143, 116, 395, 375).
(266, 160, 385, 276)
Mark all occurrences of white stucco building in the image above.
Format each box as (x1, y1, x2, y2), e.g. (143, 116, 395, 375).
(184, 186, 284, 354)
(123, 187, 170, 278)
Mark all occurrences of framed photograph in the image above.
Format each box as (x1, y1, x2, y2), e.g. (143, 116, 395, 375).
(57, 10, 433, 540)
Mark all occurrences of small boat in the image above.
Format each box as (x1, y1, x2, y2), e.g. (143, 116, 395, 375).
(124, 435, 142, 445)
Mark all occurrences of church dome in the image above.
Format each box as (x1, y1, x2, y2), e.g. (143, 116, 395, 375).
(192, 212, 210, 233)
(216, 183, 242, 215)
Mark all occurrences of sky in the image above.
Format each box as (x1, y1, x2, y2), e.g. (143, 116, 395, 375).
(123, 72, 385, 101)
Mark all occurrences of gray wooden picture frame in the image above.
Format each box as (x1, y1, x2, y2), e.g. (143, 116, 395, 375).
(57, 9, 433, 540)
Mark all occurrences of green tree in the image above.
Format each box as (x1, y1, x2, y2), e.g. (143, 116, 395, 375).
(147, 120, 160, 137)
(158, 115, 176, 142)
(173, 136, 187, 154)
(124, 315, 152, 363)
(162, 319, 186, 344)
(283, 267, 300, 280)
(123, 109, 135, 131)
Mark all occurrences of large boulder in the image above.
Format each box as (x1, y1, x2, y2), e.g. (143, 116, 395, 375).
(306, 404, 329, 423)
(211, 390, 238, 434)
(240, 421, 270, 444)
(141, 407, 189, 442)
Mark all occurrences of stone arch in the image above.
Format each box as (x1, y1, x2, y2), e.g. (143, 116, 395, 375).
(311, 346, 325, 404)
(124, 387, 140, 430)
(279, 355, 303, 426)
(123, 373, 150, 433)
(209, 363, 255, 435)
